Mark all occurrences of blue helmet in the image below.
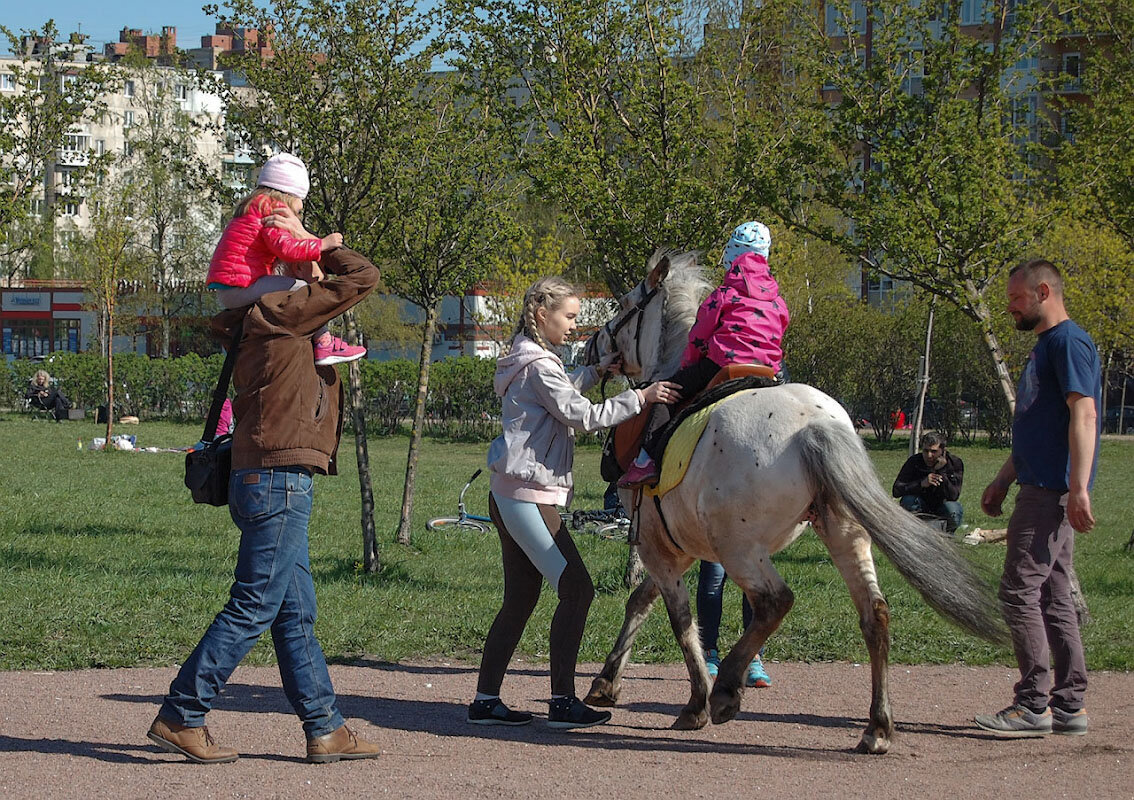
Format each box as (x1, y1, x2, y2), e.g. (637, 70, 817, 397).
(721, 221, 771, 266)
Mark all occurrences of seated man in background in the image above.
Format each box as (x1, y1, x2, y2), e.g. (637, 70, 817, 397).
(892, 431, 964, 532)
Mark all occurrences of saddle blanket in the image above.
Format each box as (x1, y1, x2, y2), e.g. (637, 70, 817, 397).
(644, 393, 741, 500)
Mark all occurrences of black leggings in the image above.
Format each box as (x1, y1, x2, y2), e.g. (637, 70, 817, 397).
(476, 495, 595, 698)
(642, 357, 720, 460)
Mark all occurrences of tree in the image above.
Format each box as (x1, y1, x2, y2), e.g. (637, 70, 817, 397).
(210, 0, 441, 572)
(753, 0, 1053, 412)
(66, 176, 143, 444)
(0, 21, 112, 280)
(116, 54, 224, 357)
(448, 0, 788, 292)
(380, 75, 520, 545)
(1058, 1, 1134, 249)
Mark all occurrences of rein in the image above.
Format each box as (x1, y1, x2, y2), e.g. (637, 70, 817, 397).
(592, 283, 660, 399)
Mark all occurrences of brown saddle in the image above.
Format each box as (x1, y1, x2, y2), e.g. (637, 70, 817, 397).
(610, 363, 777, 472)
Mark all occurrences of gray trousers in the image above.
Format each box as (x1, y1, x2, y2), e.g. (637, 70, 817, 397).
(216, 276, 327, 338)
(999, 484, 1087, 712)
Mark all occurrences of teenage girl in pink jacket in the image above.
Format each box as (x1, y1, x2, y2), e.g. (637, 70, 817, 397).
(206, 153, 365, 366)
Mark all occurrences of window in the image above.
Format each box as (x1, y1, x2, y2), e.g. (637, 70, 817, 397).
(95, 139, 105, 156)
(175, 84, 188, 101)
(1062, 52, 1081, 90)
(826, 1, 867, 36)
(124, 80, 135, 98)
(62, 132, 90, 153)
(960, 0, 987, 25)
(58, 168, 78, 187)
(54, 318, 81, 353)
(0, 73, 14, 91)
(4, 319, 52, 358)
(123, 110, 135, 127)
(62, 201, 81, 217)
(1060, 110, 1075, 143)
(29, 198, 45, 217)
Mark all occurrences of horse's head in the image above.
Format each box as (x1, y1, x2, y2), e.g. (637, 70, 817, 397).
(583, 248, 701, 381)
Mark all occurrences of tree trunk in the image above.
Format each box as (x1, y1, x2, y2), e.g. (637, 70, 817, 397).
(970, 297, 1017, 413)
(345, 310, 380, 572)
(105, 310, 114, 445)
(396, 305, 438, 545)
(910, 298, 936, 456)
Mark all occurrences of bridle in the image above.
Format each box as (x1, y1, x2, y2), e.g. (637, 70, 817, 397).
(585, 281, 662, 393)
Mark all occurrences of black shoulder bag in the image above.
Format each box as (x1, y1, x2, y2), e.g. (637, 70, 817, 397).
(184, 317, 245, 506)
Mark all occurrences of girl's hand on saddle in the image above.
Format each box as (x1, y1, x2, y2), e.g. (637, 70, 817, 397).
(598, 353, 623, 376)
(642, 381, 682, 405)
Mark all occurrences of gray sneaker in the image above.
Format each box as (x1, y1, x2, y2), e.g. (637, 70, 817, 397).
(974, 704, 1052, 738)
(1051, 706, 1088, 736)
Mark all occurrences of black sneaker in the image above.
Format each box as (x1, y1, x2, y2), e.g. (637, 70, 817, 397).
(467, 698, 533, 726)
(547, 696, 612, 730)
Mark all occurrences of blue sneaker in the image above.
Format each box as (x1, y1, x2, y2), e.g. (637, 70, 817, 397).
(745, 656, 771, 688)
(705, 649, 720, 679)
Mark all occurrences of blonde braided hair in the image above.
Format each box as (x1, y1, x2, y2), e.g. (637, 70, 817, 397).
(506, 276, 580, 353)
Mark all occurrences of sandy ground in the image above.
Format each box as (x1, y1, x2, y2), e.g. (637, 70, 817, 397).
(0, 660, 1130, 800)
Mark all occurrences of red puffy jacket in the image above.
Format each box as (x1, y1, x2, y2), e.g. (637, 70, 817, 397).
(207, 194, 323, 289)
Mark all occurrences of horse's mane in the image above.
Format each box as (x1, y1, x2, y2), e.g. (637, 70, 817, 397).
(648, 248, 712, 372)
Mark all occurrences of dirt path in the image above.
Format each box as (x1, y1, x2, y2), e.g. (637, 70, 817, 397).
(1, 660, 1130, 799)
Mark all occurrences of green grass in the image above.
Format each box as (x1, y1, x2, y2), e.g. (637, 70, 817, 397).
(0, 416, 1130, 671)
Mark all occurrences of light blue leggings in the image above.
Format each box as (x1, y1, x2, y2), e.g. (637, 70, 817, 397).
(491, 493, 568, 592)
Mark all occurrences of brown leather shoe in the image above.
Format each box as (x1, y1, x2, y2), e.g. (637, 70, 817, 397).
(147, 715, 238, 764)
(306, 724, 381, 763)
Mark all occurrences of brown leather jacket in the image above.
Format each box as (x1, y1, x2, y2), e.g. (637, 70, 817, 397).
(211, 247, 379, 474)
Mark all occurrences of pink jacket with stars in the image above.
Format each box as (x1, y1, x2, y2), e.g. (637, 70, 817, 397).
(680, 251, 789, 372)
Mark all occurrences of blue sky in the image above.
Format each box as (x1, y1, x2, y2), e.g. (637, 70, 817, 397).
(6, 2, 229, 51)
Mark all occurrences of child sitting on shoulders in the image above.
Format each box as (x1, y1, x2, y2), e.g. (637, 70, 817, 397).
(207, 152, 365, 366)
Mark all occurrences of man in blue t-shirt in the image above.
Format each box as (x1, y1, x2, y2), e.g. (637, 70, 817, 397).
(975, 259, 1101, 739)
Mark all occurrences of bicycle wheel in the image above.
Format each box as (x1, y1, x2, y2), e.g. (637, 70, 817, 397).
(597, 522, 630, 542)
(426, 517, 490, 533)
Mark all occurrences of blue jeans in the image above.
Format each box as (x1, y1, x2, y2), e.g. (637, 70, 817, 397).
(899, 495, 964, 532)
(160, 467, 344, 738)
(696, 561, 755, 653)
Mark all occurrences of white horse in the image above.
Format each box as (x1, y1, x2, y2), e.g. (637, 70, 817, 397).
(582, 250, 1006, 754)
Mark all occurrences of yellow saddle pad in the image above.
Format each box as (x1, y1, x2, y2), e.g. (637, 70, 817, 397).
(644, 394, 738, 500)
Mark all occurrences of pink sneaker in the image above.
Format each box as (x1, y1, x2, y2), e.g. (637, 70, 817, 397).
(314, 335, 366, 366)
(618, 458, 660, 488)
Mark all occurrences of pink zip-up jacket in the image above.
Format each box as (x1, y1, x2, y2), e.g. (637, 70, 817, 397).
(207, 194, 323, 289)
(680, 251, 789, 372)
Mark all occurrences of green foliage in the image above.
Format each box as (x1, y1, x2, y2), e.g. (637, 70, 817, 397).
(447, 0, 766, 293)
(357, 358, 417, 435)
(0, 21, 115, 276)
(423, 356, 498, 440)
(0, 422, 1130, 671)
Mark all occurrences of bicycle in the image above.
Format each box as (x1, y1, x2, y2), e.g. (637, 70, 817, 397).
(568, 508, 631, 541)
(427, 468, 630, 542)
(426, 469, 493, 533)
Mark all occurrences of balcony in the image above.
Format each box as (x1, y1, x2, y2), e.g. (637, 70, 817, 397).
(56, 148, 90, 167)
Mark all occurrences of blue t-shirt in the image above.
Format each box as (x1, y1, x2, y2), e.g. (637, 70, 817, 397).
(1012, 319, 1101, 491)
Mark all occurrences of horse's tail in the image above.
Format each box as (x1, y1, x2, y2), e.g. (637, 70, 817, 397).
(798, 421, 1008, 645)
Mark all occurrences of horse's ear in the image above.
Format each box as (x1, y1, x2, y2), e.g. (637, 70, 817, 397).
(648, 256, 670, 289)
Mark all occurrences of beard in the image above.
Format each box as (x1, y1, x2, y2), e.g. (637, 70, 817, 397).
(1014, 311, 1041, 331)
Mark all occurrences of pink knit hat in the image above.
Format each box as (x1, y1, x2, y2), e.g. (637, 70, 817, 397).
(257, 153, 310, 200)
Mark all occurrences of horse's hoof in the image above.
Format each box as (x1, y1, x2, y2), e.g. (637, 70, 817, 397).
(709, 687, 741, 725)
(854, 731, 890, 755)
(584, 677, 618, 707)
(671, 708, 709, 730)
